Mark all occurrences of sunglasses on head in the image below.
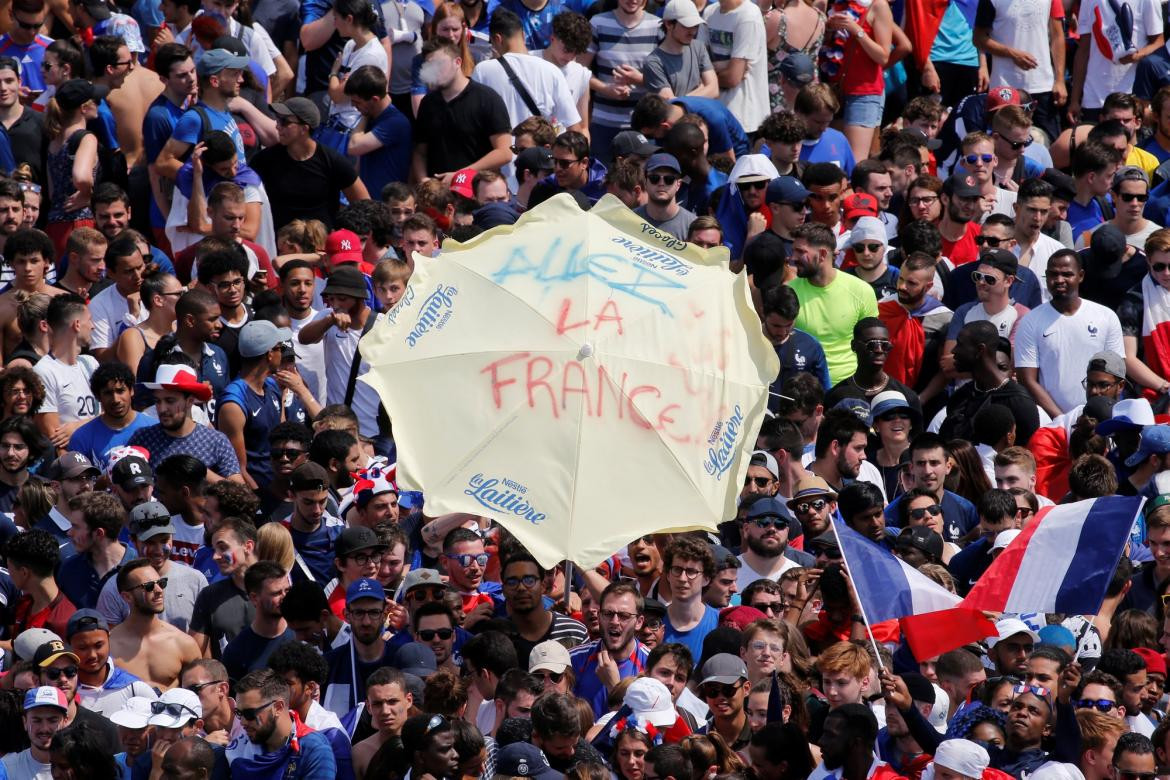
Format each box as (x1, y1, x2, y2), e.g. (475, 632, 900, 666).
(908, 504, 942, 521)
(151, 700, 201, 720)
(701, 682, 742, 699)
(418, 628, 454, 641)
(963, 153, 994, 165)
(1012, 683, 1052, 703)
(44, 665, 78, 681)
(852, 243, 883, 254)
(648, 173, 678, 185)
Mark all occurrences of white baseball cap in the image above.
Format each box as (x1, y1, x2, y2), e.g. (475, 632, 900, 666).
(992, 530, 1021, 552)
(662, 0, 705, 27)
(623, 677, 678, 727)
(529, 641, 572, 674)
(986, 617, 1040, 648)
(110, 696, 156, 729)
(147, 688, 203, 728)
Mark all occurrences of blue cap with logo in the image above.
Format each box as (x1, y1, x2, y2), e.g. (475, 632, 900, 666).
(765, 175, 810, 206)
(345, 577, 386, 605)
(495, 744, 564, 780)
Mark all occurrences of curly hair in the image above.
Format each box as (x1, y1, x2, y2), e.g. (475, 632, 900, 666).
(0, 366, 45, 417)
(945, 703, 1008, 740)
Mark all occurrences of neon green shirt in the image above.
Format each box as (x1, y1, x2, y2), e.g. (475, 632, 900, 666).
(789, 272, 879, 386)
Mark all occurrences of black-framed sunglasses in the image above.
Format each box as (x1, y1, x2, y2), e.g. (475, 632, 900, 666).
(424, 714, 448, 734)
(751, 516, 787, 530)
(996, 133, 1032, 151)
(908, 504, 942, 521)
(647, 173, 678, 185)
(973, 235, 1004, 247)
(151, 700, 201, 720)
(701, 682, 742, 699)
(44, 665, 78, 681)
(852, 243, 883, 254)
(237, 700, 277, 721)
(537, 670, 565, 683)
(271, 447, 306, 461)
(418, 628, 454, 641)
(1120, 192, 1149, 203)
(129, 577, 168, 593)
(504, 574, 540, 589)
(553, 157, 581, 169)
(740, 180, 769, 191)
(744, 475, 771, 488)
(186, 679, 226, 694)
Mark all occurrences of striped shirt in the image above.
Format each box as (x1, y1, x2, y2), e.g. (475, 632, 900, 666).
(570, 638, 649, 717)
(588, 11, 661, 127)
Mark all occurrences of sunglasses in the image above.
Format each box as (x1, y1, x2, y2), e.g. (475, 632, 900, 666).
(648, 173, 678, 185)
(973, 235, 1003, 247)
(1073, 698, 1116, 712)
(445, 553, 489, 568)
(1016, 506, 1034, 518)
(409, 586, 446, 601)
(1115, 772, 1157, 780)
(963, 153, 994, 165)
(271, 447, 306, 460)
(971, 271, 1002, 285)
(237, 700, 277, 721)
(537, 670, 565, 683)
(864, 338, 893, 353)
(424, 714, 448, 734)
(794, 498, 828, 514)
(1012, 683, 1052, 703)
(744, 475, 772, 488)
(908, 504, 942, 521)
(740, 180, 769, 190)
(998, 134, 1032, 151)
(751, 516, 788, 530)
(14, 17, 43, 29)
(852, 243, 883, 253)
(44, 665, 78, 681)
(276, 116, 304, 127)
(1120, 192, 1149, 203)
(553, 157, 581, 169)
(1152, 262, 1170, 273)
(151, 700, 201, 720)
(187, 679, 226, 694)
(418, 628, 454, 641)
(504, 574, 540, 588)
(701, 682, 742, 699)
(130, 577, 168, 593)
(749, 601, 786, 614)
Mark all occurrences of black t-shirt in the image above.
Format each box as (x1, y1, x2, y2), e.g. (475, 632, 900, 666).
(251, 142, 359, 229)
(743, 230, 792, 292)
(72, 704, 123, 753)
(824, 376, 923, 417)
(190, 578, 253, 659)
(939, 379, 1041, 446)
(415, 80, 511, 176)
(7, 108, 44, 183)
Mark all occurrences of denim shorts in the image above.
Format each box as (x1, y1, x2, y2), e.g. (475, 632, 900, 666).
(842, 93, 886, 128)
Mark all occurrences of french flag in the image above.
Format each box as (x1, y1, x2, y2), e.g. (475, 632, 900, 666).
(834, 521, 997, 660)
(963, 496, 1144, 614)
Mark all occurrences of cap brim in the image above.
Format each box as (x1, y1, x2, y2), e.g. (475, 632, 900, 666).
(110, 712, 151, 729)
(402, 666, 436, 678)
(147, 714, 190, 728)
(321, 285, 368, 299)
(701, 674, 745, 685)
(136, 526, 176, 539)
(39, 650, 80, 667)
(640, 706, 678, 727)
(530, 661, 571, 673)
(1095, 418, 1140, 436)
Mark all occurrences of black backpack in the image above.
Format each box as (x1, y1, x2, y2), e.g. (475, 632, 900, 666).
(66, 129, 128, 190)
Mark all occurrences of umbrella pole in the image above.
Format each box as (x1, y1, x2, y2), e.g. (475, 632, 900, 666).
(563, 560, 575, 614)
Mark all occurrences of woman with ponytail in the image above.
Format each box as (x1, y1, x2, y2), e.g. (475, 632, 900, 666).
(44, 79, 101, 258)
(328, 0, 388, 130)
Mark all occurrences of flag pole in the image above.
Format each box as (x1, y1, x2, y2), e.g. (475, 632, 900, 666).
(829, 520, 887, 673)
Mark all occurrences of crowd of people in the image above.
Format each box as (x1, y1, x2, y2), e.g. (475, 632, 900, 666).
(0, 0, 1170, 775)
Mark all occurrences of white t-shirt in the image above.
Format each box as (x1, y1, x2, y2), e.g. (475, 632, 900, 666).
(704, 0, 769, 132)
(171, 515, 205, 566)
(1076, 0, 1162, 108)
(472, 53, 582, 131)
(315, 309, 383, 438)
(88, 285, 148, 349)
(1015, 231, 1066, 304)
(331, 37, 390, 129)
(1015, 299, 1125, 412)
(735, 554, 799, 590)
(981, 0, 1056, 94)
(2, 750, 51, 780)
(35, 354, 99, 422)
(290, 307, 328, 403)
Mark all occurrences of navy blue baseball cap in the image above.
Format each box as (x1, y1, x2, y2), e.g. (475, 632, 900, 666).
(765, 175, 810, 206)
(644, 153, 681, 174)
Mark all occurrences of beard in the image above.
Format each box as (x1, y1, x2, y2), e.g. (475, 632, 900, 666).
(746, 533, 783, 558)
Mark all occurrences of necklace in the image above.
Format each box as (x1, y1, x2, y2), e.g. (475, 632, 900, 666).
(973, 375, 1009, 393)
(849, 374, 888, 394)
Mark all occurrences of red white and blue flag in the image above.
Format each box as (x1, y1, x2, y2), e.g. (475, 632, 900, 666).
(833, 521, 996, 660)
(963, 496, 1143, 614)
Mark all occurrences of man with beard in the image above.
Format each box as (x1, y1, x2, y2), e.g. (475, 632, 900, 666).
(661, 537, 718, 660)
(699, 654, 752, 751)
(813, 703, 902, 780)
(825, 319, 923, 414)
(788, 223, 879, 386)
(35, 452, 96, 550)
(412, 602, 460, 672)
(846, 218, 898, 300)
(0, 229, 65, 364)
(786, 476, 838, 540)
(352, 667, 413, 779)
(412, 39, 511, 183)
(941, 248, 1032, 377)
(227, 669, 336, 777)
(808, 409, 871, 494)
(68, 363, 151, 473)
(743, 176, 809, 302)
(942, 321, 1041, 445)
(221, 561, 295, 682)
(88, 236, 147, 363)
(571, 582, 649, 718)
(938, 173, 985, 267)
(108, 558, 201, 690)
(109, 454, 154, 513)
(0, 180, 26, 266)
(279, 261, 326, 405)
(95, 500, 207, 631)
(736, 497, 812, 590)
(1016, 249, 1125, 417)
(323, 578, 396, 718)
(0, 414, 43, 512)
(135, 289, 230, 412)
(59, 491, 133, 609)
(34, 295, 98, 449)
(129, 359, 242, 482)
(634, 154, 696, 241)
(67, 609, 155, 717)
(878, 252, 953, 397)
(501, 553, 588, 665)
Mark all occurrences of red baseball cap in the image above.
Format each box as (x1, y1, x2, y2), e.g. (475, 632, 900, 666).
(449, 168, 477, 200)
(326, 229, 363, 265)
(987, 87, 1024, 112)
(843, 192, 879, 220)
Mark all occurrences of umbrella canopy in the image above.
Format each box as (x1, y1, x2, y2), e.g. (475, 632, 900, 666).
(360, 194, 779, 568)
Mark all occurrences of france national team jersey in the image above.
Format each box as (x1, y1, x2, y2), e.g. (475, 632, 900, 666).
(218, 376, 282, 485)
(284, 513, 345, 584)
(0, 34, 50, 92)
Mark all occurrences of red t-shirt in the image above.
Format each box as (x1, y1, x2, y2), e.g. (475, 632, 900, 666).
(941, 222, 982, 266)
(174, 239, 278, 289)
(12, 591, 76, 640)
